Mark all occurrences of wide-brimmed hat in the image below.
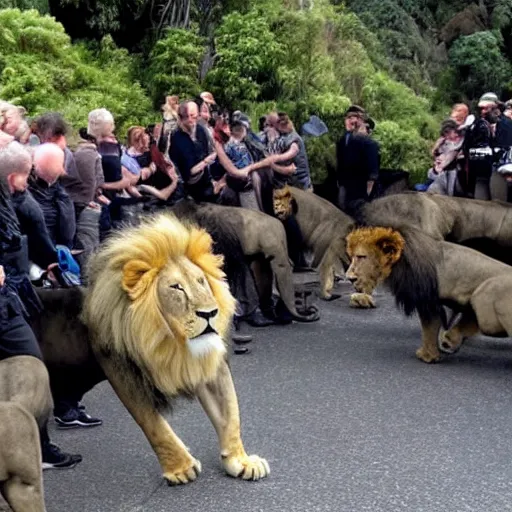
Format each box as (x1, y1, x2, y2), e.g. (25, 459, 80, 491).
(478, 92, 499, 107)
(200, 91, 216, 105)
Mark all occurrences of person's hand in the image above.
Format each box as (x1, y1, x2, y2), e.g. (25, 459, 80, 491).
(140, 167, 152, 181)
(0, 265, 5, 287)
(97, 194, 111, 206)
(204, 153, 217, 165)
(166, 164, 178, 180)
(88, 201, 101, 209)
(213, 180, 226, 195)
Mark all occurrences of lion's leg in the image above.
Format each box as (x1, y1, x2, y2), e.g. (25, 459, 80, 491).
(318, 253, 336, 300)
(99, 359, 201, 485)
(416, 315, 442, 363)
(4, 477, 45, 512)
(439, 310, 479, 354)
(196, 360, 269, 481)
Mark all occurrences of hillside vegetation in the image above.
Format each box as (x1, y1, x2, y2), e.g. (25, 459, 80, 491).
(2, 0, 509, 183)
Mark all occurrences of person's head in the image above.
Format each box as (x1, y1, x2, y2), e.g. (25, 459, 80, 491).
(127, 126, 150, 152)
(504, 100, 512, 120)
(266, 112, 279, 130)
(0, 102, 25, 137)
(344, 105, 366, 132)
(477, 92, 499, 123)
(199, 91, 216, 107)
(230, 121, 247, 141)
(87, 108, 115, 141)
(178, 101, 199, 132)
(0, 141, 32, 194)
(33, 143, 65, 185)
(355, 116, 375, 136)
(440, 118, 460, 141)
(198, 99, 211, 123)
(276, 112, 294, 134)
(35, 112, 68, 149)
(450, 103, 469, 126)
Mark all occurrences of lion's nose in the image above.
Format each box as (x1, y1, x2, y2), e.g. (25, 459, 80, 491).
(196, 309, 218, 321)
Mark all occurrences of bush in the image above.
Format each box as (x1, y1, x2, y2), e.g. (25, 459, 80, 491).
(0, 9, 153, 138)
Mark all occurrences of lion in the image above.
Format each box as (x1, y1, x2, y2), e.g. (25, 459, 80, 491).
(0, 356, 52, 511)
(79, 213, 269, 484)
(345, 225, 512, 364)
(172, 200, 320, 322)
(272, 186, 372, 305)
(349, 192, 512, 305)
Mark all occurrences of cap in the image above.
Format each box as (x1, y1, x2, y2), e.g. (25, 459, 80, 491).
(478, 92, 499, 107)
(344, 104, 366, 118)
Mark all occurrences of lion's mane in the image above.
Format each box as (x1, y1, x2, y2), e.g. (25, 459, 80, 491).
(82, 214, 235, 408)
(350, 223, 441, 322)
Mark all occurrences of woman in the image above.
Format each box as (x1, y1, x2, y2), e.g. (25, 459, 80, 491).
(0, 102, 25, 147)
(86, 109, 132, 236)
(158, 95, 179, 156)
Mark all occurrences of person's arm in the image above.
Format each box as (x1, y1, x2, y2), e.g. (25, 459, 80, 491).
(214, 141, 253, 180)
(271, 162, 297, 175)
(250, 142, 301, 171)
(101, 175, 132, 191)
(139, 181, 178, 201)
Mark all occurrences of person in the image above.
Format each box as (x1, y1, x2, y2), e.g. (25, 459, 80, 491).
(87, 108, 133, 236)
(464, 92, 512, 199)
(0, 142, 82, 469)
(158, 95, 179, 156)
(169, 101, 217, 202)
(29, 143, 76, 250)
(336, 108, 380, 216)
(0, 101, 25, 147)
(427, 119, 465, 197)
(275, 113, 313, 191)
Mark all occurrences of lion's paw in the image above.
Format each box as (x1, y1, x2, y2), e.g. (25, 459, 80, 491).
(223, 454, 270, 481)
(163, 457, 202, 486)
(415, 347, 440, 364)
(349, 293, 376, 309)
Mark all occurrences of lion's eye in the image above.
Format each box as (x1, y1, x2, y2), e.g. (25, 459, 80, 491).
(197, 277, 206, 286)
(356, 255, 367, 260)
(170, 284, 185, 292)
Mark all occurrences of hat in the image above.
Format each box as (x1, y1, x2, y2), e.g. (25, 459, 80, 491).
(440, 118, 458, 135)
(200, 91, 216, 105)
(478, 92, 498, 107)
(344, 104, 366, 118)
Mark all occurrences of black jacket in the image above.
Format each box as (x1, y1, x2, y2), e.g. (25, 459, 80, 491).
(336, 132, 380, 201)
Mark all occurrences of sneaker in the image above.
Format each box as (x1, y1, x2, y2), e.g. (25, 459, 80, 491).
(42, 443, 82, 470)
(55, 408, 103, 429)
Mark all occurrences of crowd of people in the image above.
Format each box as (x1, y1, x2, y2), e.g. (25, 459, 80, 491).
(1, 88, 511, 473)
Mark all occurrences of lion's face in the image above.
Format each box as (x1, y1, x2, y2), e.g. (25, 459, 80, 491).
(157, 258, 225, 357)
(346, 227, 405, 294)
(273, 187, 295, 220)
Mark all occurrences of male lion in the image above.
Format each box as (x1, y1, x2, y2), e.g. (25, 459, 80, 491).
(346, 225, 512, 364)
(82, 214, 269, 484)
(273, 186, 364, 303)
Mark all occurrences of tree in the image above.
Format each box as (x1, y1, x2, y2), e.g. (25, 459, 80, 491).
(449, 31, 511, 98)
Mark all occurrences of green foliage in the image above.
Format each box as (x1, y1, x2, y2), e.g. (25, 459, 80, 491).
(0, 0, 47, 11)
(145, 28, 204, 105)
(0, 9, 153, 138)
(449, 31, 512, 98)
(205, 9, 284, 106)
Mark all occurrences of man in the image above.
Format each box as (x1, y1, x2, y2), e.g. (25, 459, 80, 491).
(30, 143, 76, 249)
(464, 92, 512, 200)
(169, 101, 217, 202)
(0, 141, 82, 469)
(336, 106, 380, 216)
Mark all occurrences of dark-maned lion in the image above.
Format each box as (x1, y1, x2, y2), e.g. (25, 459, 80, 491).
(273, 186, 360, 302)
(346, 225, 512, 363)
(35, 214, 270, 485)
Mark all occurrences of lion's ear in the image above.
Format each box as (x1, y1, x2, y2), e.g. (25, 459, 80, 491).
(122, 260, 158, 301)
(377, 232, 404, 264)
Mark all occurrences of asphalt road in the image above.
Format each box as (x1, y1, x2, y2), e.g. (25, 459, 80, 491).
(44, 282, 512, 512)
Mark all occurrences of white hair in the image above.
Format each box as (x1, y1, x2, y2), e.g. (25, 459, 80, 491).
(0, 141, 32, 180)
(87, 108, 115, 139)
(0, 101, 26, 127)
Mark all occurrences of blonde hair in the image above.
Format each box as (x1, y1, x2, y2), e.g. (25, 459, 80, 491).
(87, 108, 115, 139)
(0, 101, 26, 132)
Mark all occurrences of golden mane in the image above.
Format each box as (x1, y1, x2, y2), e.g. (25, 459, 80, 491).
(82, 214, 236, 398)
